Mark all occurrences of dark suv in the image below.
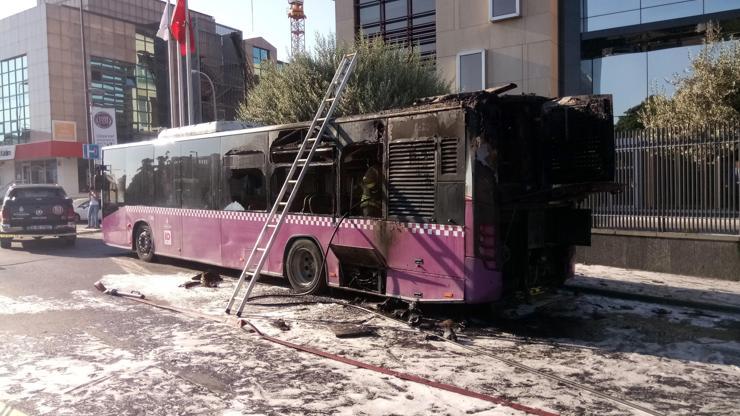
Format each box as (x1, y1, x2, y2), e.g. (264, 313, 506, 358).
(0, 184, 77, 249)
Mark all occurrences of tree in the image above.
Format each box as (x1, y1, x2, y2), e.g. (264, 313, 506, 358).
(639, 24, 740, 129)
(615, 101, 648, 132)
(238, 35, 449, 125)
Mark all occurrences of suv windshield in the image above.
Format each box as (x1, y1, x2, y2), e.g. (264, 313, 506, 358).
(9, 188, 67, 199)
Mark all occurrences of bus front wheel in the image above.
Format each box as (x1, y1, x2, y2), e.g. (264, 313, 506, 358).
(285, 239, 326, 295)
(135, 224, 155, 262)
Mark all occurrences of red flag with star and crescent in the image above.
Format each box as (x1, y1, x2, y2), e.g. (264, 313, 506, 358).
(170, 0, 196, 56)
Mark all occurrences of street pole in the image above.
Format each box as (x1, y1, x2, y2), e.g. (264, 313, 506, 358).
(79, 1, 94, 191)
(192, 70, 217, 122)
(184, 0, 194, 126)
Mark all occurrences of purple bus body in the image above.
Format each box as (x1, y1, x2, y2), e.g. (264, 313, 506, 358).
(103, 203, 503, 303)
(101, 91, 613, 305)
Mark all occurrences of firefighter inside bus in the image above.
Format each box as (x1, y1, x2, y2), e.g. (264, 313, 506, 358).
(341, 143, 382, 218)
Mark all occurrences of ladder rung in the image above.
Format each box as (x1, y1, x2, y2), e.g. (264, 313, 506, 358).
(317, 117, 327, 122)
(325, 97, 335, 102)
(267, 224, 277, 228)
(288, 180, 298, 185)
(256, 248, 266, 252)
(278, 202, 288, 206)
(307, 138, 318, 142)
(297, 158, 308, 163)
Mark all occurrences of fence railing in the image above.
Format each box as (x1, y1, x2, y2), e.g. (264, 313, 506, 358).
(584, 124, 740, 235)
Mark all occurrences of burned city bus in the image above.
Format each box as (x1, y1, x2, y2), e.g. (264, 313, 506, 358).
(101, 87, 614, 304)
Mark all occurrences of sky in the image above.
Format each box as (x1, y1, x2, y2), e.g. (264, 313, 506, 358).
(0, 0, 337, 62)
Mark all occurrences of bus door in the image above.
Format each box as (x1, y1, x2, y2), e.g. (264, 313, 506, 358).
(179, 138, 223, 264)
(152, 143, 182, 258)
(220, 146, 268, 270)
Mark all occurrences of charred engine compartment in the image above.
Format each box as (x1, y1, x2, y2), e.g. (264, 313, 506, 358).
(471, 93, 615, 298)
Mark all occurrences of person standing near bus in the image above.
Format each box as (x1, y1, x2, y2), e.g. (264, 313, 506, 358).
(360, 164, 381, 217)
(88, 190, 100, 229)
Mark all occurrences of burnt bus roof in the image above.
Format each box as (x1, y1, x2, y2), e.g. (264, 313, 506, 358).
(102, 84, 526, 151)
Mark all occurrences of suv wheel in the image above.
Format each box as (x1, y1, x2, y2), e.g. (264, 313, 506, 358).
(0, 239, 11, 249)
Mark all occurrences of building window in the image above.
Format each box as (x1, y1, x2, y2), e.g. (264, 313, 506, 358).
(457, 50, 486, 93)
(0, 55, 30, 145)
(133, 33, 159, 136)
(581, 0, 740, 32)
(355, 0, 436, 60)
(252, 47, 270, 79)
(490, 0, 520, 22)
(90, 56, 135, 143)
(15, 160, 57, 185)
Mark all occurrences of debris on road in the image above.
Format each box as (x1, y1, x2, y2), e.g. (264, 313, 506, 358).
(439, 319, 458, 341)
(93, 280, 145, 299)
(271, 318, 291, 331)
(332, 324, 374, 338)
(179, 270, 224, 289)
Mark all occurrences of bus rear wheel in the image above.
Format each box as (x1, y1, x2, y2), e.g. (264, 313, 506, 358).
(135, 224, 155, 262)
(0, 239, 11, 249)
(285, 239, 326, 295)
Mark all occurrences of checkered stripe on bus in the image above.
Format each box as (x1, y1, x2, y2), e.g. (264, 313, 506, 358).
(124, 207, 465, 238)
(405, 223, 464, 237)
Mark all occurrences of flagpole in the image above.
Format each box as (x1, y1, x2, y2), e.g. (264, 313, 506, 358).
(177, 42, 185, 126)
(184, 0, 194, 126)
(166, 0, 178, 128)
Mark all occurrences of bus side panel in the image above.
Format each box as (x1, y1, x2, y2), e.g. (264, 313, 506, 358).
(335, 220, 466, 301)
(181, 210, 222, 266)
(386, 269, 466, 301)
(151, 209, 182, 259)
(264, 219, 342, 280)
(102, 207, 130, 248)
(220, 212, 266, 270)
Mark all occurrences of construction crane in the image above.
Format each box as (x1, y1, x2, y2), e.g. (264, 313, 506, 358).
(288, 0, 306, 56)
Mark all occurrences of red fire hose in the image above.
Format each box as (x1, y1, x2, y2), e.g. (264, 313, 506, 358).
(95, 281, 558, 416)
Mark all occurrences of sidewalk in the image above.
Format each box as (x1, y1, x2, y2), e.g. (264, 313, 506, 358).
(569, 264, 740, 313)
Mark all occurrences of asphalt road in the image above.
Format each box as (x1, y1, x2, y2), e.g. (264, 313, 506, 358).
(1, 234, 738, 415)
(0, 235, 502, 416)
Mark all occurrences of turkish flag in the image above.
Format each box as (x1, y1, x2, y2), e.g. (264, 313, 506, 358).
(170, 0, 196, 56)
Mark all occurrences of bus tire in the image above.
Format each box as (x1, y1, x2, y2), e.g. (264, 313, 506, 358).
(0, 239, 11, 249)
(60, 236, 76, 246)
(285, 239, 326, 295)
(135, 224, 156, 262)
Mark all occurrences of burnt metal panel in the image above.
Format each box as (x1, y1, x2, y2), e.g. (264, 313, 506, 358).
(223, 151, 264, 169)
(551, 208, 592, 246)
(330, 244, 387, 268)
(440, 137, 458, 175)
(387, 138, 436, 220)
(435, 182, 464, 226)
(541, 95, 615, 185)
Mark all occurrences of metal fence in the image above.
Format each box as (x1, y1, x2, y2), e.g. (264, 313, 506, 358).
(584, 124, 740, 235)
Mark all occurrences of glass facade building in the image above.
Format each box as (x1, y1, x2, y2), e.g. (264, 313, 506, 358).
(575, 0, 740, 124)
(252, 47, 270, 79)
(582, 0, 740, 32)
(0, 55, 29, 145)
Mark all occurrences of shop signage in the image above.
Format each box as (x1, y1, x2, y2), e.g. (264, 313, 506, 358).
(52, 120, 77, 142)
(91, 107, 118, 147)
(0, 145, 15, 161)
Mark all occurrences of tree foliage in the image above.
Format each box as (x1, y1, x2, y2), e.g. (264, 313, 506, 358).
(615, 101, 648, 132)
(238, 35, 449, 125)
(639, 25, 740, 129)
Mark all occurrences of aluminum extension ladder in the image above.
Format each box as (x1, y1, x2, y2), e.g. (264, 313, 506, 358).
(225, 52, 358, 316)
